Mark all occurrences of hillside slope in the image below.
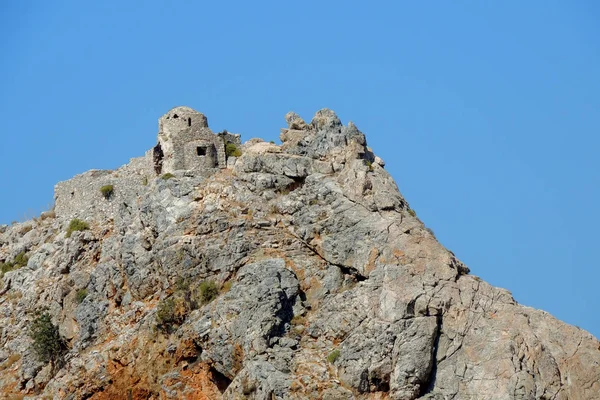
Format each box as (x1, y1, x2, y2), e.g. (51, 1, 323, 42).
(1, 108, 598, 399)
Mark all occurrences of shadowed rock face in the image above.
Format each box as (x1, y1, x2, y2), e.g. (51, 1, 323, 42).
(0, 108, 599, 399)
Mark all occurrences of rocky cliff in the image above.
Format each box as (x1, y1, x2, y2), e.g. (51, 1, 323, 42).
(1, 109, 598, 400)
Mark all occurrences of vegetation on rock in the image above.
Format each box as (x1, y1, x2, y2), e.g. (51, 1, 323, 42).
(226, 142, 242, 157)
(156, 295, 189, 332)
(327, 349, 341, 364)
(0, 251, 28, 275)
(29, 312, 65, 364)
(100, 185, 114, 199)
(66, 218, 89, 238)
(198, 280, 219, 304)
(75, 288, 88, 303)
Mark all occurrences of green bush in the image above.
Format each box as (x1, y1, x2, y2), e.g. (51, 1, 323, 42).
(75, 288, 88, 303)
(327, 349, 341, 364)
(13, 252, 28, 268)
(100, 185, 114, 199)
(161, 173, 175, 180)
(1, 262, 14, 275)
(198, 280, 219, 304)
(408, 209, 417, 217)
(1, 252, 28, 275)
(225, 142, 242, 157)
(156, 296, 188, 332)
(156, 298, 176, 329)
(29, 312, 64, 364)
(66, 219, 89, 238)
(175, 277, 190, 292)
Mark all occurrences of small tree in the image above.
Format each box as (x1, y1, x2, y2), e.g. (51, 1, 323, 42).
(29, 313, 65, 365)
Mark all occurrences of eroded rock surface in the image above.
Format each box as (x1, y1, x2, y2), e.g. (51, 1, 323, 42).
(0, 108, 598, 399)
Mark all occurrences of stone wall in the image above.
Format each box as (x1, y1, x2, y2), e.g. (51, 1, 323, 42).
(156, 107, 242, 174)
(55, 106, 243, 222)
(54, 155, 154, 222)
(158, 127, 226, 173)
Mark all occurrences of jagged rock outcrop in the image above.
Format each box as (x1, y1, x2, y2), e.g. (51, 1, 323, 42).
(1, 108, 599, 399)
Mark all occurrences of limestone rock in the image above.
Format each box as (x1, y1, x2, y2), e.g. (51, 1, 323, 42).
(0, 108, 598, 399)
(285, 111, 308, 130)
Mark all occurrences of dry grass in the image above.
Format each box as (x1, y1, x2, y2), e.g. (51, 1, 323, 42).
(0, 354, 21, 371)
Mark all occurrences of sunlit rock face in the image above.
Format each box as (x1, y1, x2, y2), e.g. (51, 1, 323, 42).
(1, 108, 599, 399)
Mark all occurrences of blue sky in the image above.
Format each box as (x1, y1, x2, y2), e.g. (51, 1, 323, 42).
(1, 1, 599, 338)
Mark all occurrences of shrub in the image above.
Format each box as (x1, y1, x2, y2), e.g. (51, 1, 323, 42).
(175, 277, 190, 292)
(156, 296, 187, 332)
(40, 210, 56, 220)
(1, 252, 28, 275)
(408, 209, 417, 217)
(327, 349, 341, 364)
(221, 281, 232, 293)
(0, 262, 13, 275)
(161, 173, 175, 180)
(66, 219, 89, 238)
(13, 252, 28, 268)
(29, 313, 64, 364)
(156, 298, 176, 329)
(198, 280, 219, 304)
(365, 160, 374, 171)
(100, 185, 114, 199)
(225, 142, 242, 157)
(142, 176, 149, 186)
(75, 288, 88, 303)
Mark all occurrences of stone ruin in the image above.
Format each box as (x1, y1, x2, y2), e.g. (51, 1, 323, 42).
(54, 106, 241, 219)
(153, 106, 241, 174)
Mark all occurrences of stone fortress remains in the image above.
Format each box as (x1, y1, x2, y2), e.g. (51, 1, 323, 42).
(154, 106, 241, 174)
(54, 106, 241, 219)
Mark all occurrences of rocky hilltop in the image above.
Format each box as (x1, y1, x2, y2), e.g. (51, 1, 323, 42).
(1, 107, 598, 399)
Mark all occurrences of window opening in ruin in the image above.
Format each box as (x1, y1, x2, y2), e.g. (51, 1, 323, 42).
(173, 114, 179, 119)
(197, 146, 207, 156)
(188, 118, 191, 127)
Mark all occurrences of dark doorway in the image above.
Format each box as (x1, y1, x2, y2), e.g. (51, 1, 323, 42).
(188, 118, 192, 127)
(197, 146, 207, 156)
(153, 143, 164, 174)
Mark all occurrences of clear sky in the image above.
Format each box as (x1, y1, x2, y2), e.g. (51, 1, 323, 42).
(1, 2, 599, 338)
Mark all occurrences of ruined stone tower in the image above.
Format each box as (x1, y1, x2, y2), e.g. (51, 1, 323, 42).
(154, 106, 240, 174)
